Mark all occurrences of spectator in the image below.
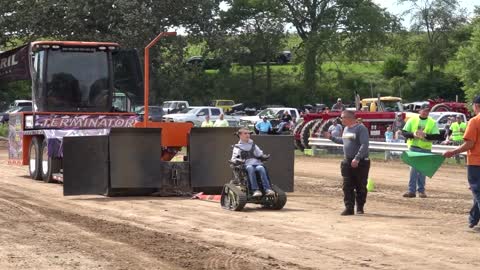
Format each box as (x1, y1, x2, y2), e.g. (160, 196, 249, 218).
(450, 115, 467, 163)
(332, 98, 346, 112)
(327, 119, 343, 138)
(392, 112, 405, 133)
(324, 107, 330, 113)
(277, 111, 292, 132)
(385, 126, 394, 161)
(255, 117, 272, 135)
(201, 115, 214, 127)
(214, 114, 229, 127)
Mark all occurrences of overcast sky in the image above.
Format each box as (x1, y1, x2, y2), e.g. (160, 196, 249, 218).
(373, 0, 479, 27)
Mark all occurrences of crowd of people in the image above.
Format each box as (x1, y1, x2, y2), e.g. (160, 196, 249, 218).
(320, 100, 479, 230)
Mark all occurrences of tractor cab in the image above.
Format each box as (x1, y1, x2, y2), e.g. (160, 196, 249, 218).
(361, 96, 403, 112)
(28, 41, 143, 113)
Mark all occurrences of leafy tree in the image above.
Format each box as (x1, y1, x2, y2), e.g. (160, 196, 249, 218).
(222, 0, 286, 102)
(278, 0, 395, 100)
(456, 24, 480, 101)
(400, 0, 467, 74)
(382, 56, 408, 78)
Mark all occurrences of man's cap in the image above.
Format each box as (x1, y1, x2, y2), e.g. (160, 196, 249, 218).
(337, 98, 342, 102)
(474, 95, 480, 104)
(262, 116, 268, 119)
(396, 112, 402, 116)
(419, 104, 430, 111)
(456, 115, 463, 119)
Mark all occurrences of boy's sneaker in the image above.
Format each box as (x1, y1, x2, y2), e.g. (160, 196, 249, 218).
(252, 190, 263, 197)
(265, 189, 275, 196)
(403, 192, 416, 198)
(418, 192, 427, 198)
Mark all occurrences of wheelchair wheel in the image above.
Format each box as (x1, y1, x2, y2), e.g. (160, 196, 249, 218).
(221, 183, 247, 211)
(262, 184, 287, 210)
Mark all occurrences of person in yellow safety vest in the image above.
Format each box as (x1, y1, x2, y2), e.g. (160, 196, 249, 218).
(214, 114, 229, 127)
(201, 115, 214, 127)
(402, 105, 442, 198)
(450, 115, 467, 144)
(450, 115, 467, 163)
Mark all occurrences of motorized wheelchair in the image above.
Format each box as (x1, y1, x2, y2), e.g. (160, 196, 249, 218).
(220, 155, 287, 211)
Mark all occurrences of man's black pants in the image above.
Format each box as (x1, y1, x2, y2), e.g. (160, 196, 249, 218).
(340, 159, 371, 210)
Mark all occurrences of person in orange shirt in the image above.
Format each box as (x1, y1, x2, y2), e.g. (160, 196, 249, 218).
(444, 96, 480, 229)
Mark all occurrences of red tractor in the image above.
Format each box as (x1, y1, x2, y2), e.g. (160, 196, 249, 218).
(428, 98, 472, 119)
(294, 96, 404, 150)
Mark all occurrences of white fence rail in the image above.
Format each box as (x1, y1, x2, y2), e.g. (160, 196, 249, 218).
(308, 138, 465, 155)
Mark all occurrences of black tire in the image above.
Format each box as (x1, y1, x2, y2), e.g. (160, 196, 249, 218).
(293, 122, 305, 150)
(220, 183, 247, 211)
(431, 104, 450, 112)
(28, 137, 43, 180)
(41, 139, 61, 183)
(300, 119, 323, 149)
(262, 184, 287, 210)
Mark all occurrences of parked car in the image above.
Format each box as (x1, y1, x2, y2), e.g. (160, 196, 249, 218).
(135, 106, 165, 122)
(210, 100, 235, 113)
(429, 112, 467, 138)
(162, 100, 189, 114)
(1, 106, 33, 124)
(9, 99, 32, 108)
(239, 107, 300, 130)
(186, 56, 227, 70)
(163, 106, 239, 127)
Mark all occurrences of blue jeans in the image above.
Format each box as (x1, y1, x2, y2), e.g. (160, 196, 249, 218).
(408, 147, 430, 193)
(467, 166, 480, 226)
(246, 165, 272, 191)
(277, 122, 288, 132)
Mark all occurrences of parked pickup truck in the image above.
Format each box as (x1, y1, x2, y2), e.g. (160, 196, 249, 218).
(162, 100, 189, 114)
(163, 106, 239, 127)
(239, 107, 300, 130)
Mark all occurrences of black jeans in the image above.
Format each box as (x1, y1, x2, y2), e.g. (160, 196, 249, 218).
(341, 159, 371, 210)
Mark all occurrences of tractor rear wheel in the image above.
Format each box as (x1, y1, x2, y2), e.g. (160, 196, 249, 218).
(221, 183, 247, 211)
(293, 122, 305, 150)
(431, 104, 450, 112)
(29, 137, 43, 180)
(300, 119, 323, 149)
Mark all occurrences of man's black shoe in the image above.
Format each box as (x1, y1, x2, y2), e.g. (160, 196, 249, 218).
(469, 223, 476, 229)
(341, 209, 354, 216)
(357, 207, 365, 215)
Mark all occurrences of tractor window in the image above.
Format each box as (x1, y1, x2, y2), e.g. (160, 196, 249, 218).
(381, 101, 403, 112)
(113, 49, 143, 107)
(45, 50, 110, 111)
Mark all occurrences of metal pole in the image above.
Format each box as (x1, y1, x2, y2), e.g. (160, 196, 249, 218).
(143, 32, 177, 127)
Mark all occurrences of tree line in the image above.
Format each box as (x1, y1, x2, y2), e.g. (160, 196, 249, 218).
(1, 0, 480, 107)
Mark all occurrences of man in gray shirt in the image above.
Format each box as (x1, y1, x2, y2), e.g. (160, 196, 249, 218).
(324, 110, 370, 215)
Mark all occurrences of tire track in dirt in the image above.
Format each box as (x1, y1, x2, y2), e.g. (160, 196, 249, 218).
(0, 187, 306, 270)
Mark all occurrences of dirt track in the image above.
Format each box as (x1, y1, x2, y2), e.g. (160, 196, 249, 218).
(0, 141, 479, 270)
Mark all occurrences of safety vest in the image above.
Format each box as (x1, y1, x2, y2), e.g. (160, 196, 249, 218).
(450, 122, 467, 142)
(406, 116, 436, 150)
(201, 121, 214, 127)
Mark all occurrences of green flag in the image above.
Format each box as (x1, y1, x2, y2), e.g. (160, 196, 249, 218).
(401, 151, 445, 178)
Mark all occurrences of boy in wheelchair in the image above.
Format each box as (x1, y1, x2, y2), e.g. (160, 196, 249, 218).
(230, 128, 275, 197)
